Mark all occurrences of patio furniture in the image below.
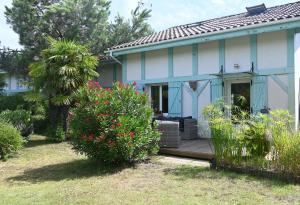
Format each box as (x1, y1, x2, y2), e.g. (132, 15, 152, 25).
(180, 118, 198, 140)
(157, 120, 180, 148)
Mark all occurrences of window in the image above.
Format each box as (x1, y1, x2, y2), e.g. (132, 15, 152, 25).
(150, 85, 168, 115)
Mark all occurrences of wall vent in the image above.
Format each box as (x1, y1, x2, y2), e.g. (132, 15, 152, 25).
(246, 4, 266, 15)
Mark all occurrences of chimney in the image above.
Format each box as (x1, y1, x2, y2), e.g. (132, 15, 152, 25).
(246, 3, 267, 15)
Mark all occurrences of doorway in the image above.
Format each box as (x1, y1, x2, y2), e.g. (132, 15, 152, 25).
(225, 79, 251, 117)
(150, 85, 168, 115)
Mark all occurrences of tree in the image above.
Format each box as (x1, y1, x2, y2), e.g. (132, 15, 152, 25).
(5, 0, 110, 55)
(5, 0, 153, 56)
(26, 38, 99, 138)
(107, 3, 153, 49)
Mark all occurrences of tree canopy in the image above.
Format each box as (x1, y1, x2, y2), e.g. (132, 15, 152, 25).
(5, 0, 153, 58)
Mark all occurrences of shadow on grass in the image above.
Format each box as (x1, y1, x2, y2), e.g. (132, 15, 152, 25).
(164, 166, 293, 187)
(8, 159, 129, 183)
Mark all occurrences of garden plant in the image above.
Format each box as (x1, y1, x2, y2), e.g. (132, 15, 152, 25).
(0, 122, 23, 160)
(203, 100, 300, 178)
(70, 81, 161, 164)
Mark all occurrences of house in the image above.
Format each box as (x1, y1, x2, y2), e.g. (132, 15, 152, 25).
(0, 70, 29, 95)
(107, 2, 300, 131)
(97, 55, 122, 88)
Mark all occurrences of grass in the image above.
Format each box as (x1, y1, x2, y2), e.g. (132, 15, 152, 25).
(0, 135, 299, 205)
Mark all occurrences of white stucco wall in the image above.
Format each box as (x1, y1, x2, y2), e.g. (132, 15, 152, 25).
(198, 83, 211, 120)
(198, 41, 219, 75)
(145, 49, 168, 79)
(225, 36, 251, 72)
(127, 53, 141, 81)
(268, 74, 288, 110)
(257, 31, 287, 70)
(98, 65, 114, 87)
(173, 46, 193, 77)
(182, 82, 193, 117)
(198, 83, 211, 138)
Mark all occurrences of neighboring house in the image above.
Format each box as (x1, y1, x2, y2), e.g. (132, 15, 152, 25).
(108, 2, 300, 130)
(1, 71, 29, 95)
(97, 55, 122, 88)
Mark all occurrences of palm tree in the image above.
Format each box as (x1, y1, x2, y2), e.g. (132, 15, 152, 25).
(26, 38, 99, 135)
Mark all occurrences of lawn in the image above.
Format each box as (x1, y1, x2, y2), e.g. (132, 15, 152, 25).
(0, 136, 299, 205)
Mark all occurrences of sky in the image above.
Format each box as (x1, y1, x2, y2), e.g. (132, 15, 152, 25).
(0, 0, 299, 49)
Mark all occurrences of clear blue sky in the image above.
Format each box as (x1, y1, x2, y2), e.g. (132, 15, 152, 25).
(1, 0, 298, 49)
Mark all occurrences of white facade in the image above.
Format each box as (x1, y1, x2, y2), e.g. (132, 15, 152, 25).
(257, 31, 288, 69)
(225, 36, 251, 73)
(198, 41, 219, 75)
(127, 53, 141, 81)
(173, 46, 193, 77)
(145, 49, 168, 79)
(120, 28, 299, 134)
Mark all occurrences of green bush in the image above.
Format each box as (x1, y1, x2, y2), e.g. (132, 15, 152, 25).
(70, 81, 160, 164)
(203, 100, 269, 166)
(266, 110, 300, 176)
(0, 122, 24, 160)
(204, 101, 300, 177)
(0, 94, 28, 112)
(0, 109, 32, 137)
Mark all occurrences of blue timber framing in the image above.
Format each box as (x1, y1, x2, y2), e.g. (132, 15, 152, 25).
(250, 34, 258, 71)
(219, 40, 225, 72)
(192, 44, 198, 75)
(183, 81, 210, 119)
(126, 67, 293, 85)
(270, 75, 288, 94)
(111, 20, 300, 56)
(117, 20, 300, 122)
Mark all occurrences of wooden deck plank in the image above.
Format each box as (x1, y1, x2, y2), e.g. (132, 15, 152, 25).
(159, 139, 214, 160)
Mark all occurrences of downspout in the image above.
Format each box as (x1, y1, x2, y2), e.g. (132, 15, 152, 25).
(109, 50, 122, 65)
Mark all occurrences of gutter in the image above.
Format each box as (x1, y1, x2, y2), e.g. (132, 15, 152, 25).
(109, 50, 122, 65)
(107, 17, 300, 55)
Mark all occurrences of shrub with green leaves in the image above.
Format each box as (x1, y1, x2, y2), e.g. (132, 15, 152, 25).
(0, 94, 28, 112)
(204, 101, 300, 177)
(0, 109, 32, 137)
(70, 81, 160, 164)
(203, 100, 269, 167)
(266, 110, 300, 176)
(0, 122, 23, 160)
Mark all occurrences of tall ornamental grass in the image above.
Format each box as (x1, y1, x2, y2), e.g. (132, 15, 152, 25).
(204, 101, 300, 177)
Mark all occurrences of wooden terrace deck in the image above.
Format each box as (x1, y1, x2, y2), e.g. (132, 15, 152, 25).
(159, 139, 214, 160)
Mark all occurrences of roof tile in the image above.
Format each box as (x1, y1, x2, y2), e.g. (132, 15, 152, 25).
(110, 1, 300, 51)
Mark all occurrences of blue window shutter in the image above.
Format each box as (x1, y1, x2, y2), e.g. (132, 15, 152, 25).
(251, 76, 267, 114)
(168, 82, 182, 117)
(211, 78, 223, 103)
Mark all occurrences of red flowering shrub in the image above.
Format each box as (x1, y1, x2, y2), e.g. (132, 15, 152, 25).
(70, 81, 160, 164)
